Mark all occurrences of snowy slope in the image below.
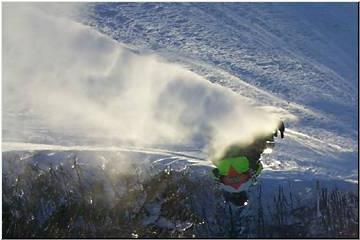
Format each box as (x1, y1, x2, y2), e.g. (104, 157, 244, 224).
(83, 3, 358, 182)
(3, 3, 358, 183)
(86, 3, 357, 120)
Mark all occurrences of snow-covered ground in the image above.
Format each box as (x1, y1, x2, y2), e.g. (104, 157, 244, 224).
(3, 3, 358, 183)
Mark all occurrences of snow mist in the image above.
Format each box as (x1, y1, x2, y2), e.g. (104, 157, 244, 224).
(3, 3, 279, 157)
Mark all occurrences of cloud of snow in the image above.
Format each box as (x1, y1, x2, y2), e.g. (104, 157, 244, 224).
(3, 3, 280, 158)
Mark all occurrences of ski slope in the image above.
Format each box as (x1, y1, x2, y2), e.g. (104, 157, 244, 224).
(84, 2, 358, 183)
(2, 3, 358, 184)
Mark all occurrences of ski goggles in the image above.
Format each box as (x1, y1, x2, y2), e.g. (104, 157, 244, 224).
(217, 156, 250, 176)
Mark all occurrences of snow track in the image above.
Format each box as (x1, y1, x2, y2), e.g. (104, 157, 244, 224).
(286, 129, 355, 153)
(2, 142, 210, 166)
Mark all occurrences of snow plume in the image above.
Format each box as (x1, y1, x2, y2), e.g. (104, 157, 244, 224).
(3, 3, 279, 155)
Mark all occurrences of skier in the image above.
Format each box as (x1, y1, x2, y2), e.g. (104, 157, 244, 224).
(212, 121, 285, 207)
(274, 120, 285, 138)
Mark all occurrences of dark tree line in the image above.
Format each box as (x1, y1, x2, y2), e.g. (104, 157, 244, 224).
(3, 152, 358, 238)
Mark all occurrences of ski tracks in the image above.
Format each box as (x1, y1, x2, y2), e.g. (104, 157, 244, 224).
(2, 142, 211, 168)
